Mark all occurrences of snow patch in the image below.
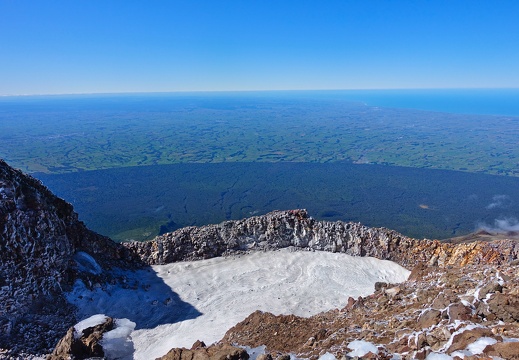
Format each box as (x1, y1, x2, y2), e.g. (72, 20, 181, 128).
(425, 353, 453, 360)
(101, 318, 136, 360)
(74, 314, 109, 339)
(318, 352, 336, 360)
(347, 340, 378, 357)
(241, 345, 266, 360)
(74, 251, 102, 275)
(467, 336, 497, 354)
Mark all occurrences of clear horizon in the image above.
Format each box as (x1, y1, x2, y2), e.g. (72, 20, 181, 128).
(2, 87, 519, 98)
(1, 1, 518, 96)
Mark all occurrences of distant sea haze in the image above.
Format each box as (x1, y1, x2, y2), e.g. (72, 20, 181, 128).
(1, 88, 519, 117)
(316, 88, 519, 117)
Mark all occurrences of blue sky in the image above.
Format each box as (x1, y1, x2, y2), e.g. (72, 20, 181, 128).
(1, 0, 518, 95)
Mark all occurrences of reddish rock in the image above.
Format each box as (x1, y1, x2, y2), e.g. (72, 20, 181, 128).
(487, 293, 519, 322)
(447, 327, 494, 353)
(484, 341, 519, 359)
(417, 309, 442, 329)
(158, 343, 249, 360)
(447, 303, 472, 323)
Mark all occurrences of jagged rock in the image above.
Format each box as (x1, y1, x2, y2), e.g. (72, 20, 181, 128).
(446, 303, 472, 323)
(47, 317, 114, 360)
(124, 209, 519, 269)
(486, 293, 519, 322)
(447, 327, 495, 353)
(191, 340, 207, 350)
(484, 341, 519, 359)
(0, 160, 141, 356)
(417, 309, 442, 329)
(157, 343, 249, 360)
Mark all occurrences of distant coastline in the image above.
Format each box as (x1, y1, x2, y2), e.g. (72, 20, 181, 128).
(1, 88, 519, 117)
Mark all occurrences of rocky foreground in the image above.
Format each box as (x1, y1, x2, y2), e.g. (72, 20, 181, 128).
(1, 158, 519, 359)
(0, 160, 140, 356)
(123, 209, 519, 359)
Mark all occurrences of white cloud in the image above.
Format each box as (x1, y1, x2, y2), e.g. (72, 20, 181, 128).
(477, 217, 519, 233)
(485, 194, 511, 209)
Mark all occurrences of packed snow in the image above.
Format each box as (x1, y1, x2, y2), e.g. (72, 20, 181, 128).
(66, 248, 410, 360)
(346, 340, 379, 357)
(74, 314, 109, 339)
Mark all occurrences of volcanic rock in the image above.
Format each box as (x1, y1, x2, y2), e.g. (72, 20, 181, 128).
(157, 342, 249, 360)
(47, 316, 114, 360)
(125, 210, 519, 268)
(0, 159, 140, 356)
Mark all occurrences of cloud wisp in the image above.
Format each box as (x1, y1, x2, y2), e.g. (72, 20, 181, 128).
(477, 217, 519, 233)
(485, 194, 512, 210)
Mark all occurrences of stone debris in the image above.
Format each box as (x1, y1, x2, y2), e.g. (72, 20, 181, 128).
(157, 341, 249, 360)
(221, 263, 519, 359)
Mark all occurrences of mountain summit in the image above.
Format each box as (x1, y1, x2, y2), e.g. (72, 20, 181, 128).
(1, 159, 518, 359)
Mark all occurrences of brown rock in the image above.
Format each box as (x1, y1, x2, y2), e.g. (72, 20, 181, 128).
(484, 341, 519, 359)
(344, 296, 356, 311)
(46, 327, 83, 360)
(374, 282, 388, 291)
(276, 355, 291, 360)
(447, 327, 494, 353)
(408, 263, 430, 281)
(256, 355, 273, 360)
(47, 317, 114, 360)
(447, 303, 472, 323)
(417, 309, 442, 329)
(487, 293, 519, 322)
(426, 326, 450, 351)
(191, 340, 207, 350)
(384, 287, 401, 299)
(158, 343, 249, 360)
(478, 281, 503, 300)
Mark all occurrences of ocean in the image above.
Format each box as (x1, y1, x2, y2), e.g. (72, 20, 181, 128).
(2, 88, 519, 116)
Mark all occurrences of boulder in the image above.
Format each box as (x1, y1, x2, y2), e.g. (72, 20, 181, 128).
(158, 343, 249, 360)
(47, 317, 114, 360)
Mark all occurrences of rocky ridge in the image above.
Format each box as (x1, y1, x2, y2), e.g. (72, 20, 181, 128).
(124, 209, 519, 268)
(0, 159, 140, 356)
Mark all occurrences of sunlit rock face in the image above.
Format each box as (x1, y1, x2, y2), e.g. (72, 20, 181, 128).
(124, 209, 519, 268)
(0, 159, 138, 355)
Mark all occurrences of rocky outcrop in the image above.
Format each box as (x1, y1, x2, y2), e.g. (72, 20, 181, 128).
(222, 262, 519, 359)
(47, 317, 114, 360)
(125, 209, 519, 268)
(0, 160, 140, 356)
(158, 341, 249, 360)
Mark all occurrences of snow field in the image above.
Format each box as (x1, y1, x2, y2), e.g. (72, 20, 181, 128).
(67, 248, 410, 360)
